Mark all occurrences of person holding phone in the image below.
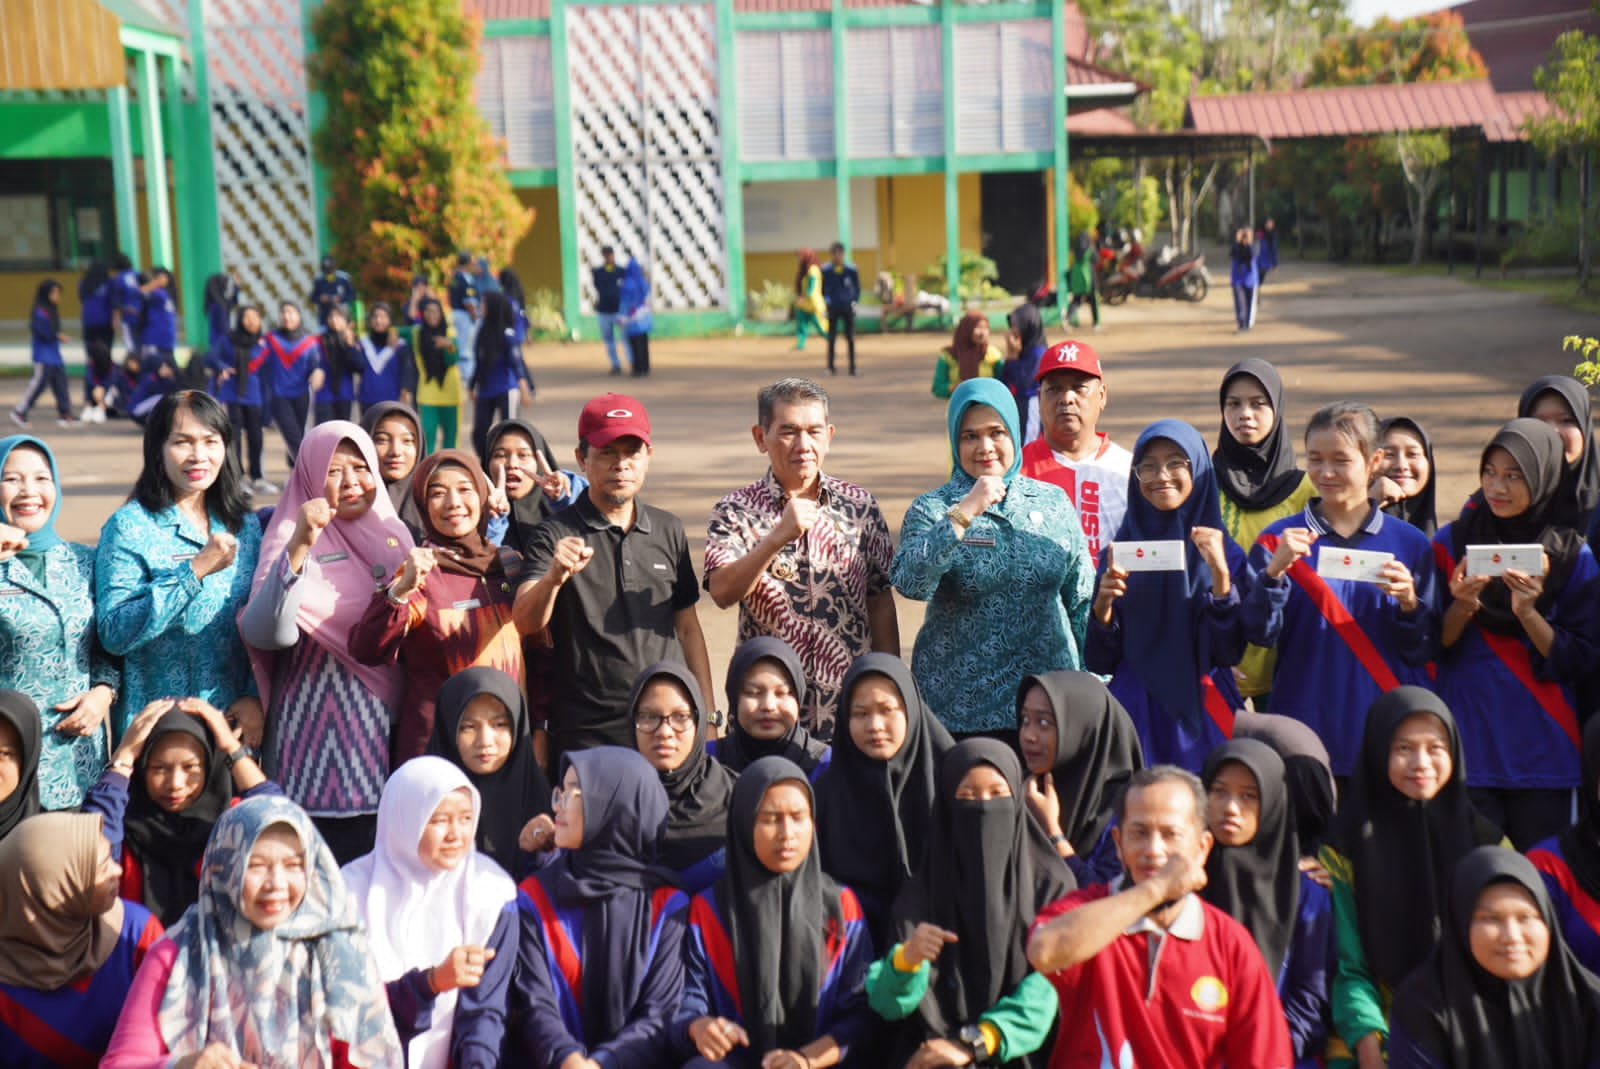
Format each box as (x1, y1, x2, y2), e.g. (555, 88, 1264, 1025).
(1433, 418, 1598, 850)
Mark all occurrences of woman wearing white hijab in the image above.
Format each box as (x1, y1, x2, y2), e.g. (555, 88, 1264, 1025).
(342, 757, 518, 1069)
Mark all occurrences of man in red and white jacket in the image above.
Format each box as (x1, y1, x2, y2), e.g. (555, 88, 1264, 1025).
(1020, 339, 1131, 563)
(1028, 767, 1293, 1069)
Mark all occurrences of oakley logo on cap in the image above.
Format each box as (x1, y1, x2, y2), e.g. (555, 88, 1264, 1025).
(606, 408, 633, 418)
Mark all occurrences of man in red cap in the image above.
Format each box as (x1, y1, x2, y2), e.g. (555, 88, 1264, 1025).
(1020, 338, 1131, 564)
(514, 393, 715, 764)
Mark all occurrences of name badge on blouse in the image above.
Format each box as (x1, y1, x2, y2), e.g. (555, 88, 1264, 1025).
(452, 598, 482, 612)
(963, 535, 997, 548)
(170, 552, 197, 562)
(316, 551, 349, 564)
(0, 586, 23, 597)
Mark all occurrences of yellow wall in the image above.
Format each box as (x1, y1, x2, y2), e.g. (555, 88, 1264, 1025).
(509, 187, 563, 299)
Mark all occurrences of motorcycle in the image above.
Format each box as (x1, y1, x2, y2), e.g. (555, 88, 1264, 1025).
(1099, 246, 1209, 304)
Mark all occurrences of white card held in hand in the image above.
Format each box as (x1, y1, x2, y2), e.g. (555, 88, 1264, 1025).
(1315, 548, 1394, 583)
(1113, 540, 1187, 573)
(1465, 544, 1546, 577)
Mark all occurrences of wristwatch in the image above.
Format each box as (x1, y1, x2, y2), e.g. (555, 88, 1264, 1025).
(958, 1023, 991, 1065)
(945, 505, 973, 529)
(707, 709, 727, 729)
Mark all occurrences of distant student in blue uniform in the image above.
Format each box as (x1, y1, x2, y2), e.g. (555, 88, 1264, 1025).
(822, 242, 861, 377)
(12, 280, 72, 429)
(469, 292, 535, 461)
(110, 252, 142, 353)
(136, 267, 178, 366)
(307, 253, 355, 328)
(592, 246, 624, 375)
(1230, 227, 1259, 331)
(1433, 418, 1598, 849)
(206, 304, 272, 493)
(1244, 401, 1440, 779)
(677, 756, 875, 1069)
(78, 261, 116, 423)
(511, 747, 687, 1069)
(1201, 738, 1332, 1069)
(202, 269, 239, 347)
(1087, 419, 1248, 771)
(313, 306, 360, 425)
(448, 251, 481, 387)
(356, 302, 415, 412)
(263, 301, 324, 465)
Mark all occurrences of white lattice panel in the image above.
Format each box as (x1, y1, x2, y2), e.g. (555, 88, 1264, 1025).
(201, 0, 320, 312)
(568, 3, 726, 313)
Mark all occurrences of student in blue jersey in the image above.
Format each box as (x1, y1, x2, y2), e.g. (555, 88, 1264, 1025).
(592, 247, 625, 375)
(470, 292, 535, 461)
(308, 253, 356, 329)
(0, 812, 164, 1069)
(676, 755, 874, 1069)
(1087, 419, 1250, 771)
(709, 638, 830, 780)
(206, 304, 272, 495)
(499, 268, 530, 341)
(137, 267, 178, 366)
(110, 252, 143, 353)
(1433, 418, 1598, 850)
(511, 747, 687, 1069)
(620, 258, 653, 377)
(263, 301, 325, 466)
(202, 270, 238, 348)
(868, 741, 1073, 1069)
(314, 306, 361, 426)
(1015, 670, 1143, 887)
(627, 662, 737, 896)
(1230, 227, 1259, 331)
(12, 280, 73, 428)
(1243, 401, 1441, 780)
(356, 302, 415, 412)
(343, 756, 519, 1069)
(1201, 738, 1332, 1069)
(1528, 717, 1600, 975)
(79, 261, 117, 423)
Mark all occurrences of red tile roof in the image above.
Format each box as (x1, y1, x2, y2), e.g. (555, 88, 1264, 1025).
(1185, 78, 1548, 142)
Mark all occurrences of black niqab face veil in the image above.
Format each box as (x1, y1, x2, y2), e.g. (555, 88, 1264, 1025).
(1390, 846, 1600, 1069)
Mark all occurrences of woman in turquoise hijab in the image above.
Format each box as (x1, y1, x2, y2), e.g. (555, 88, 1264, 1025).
(0, 436, 118, 808)
(891, 379, 1094, 738)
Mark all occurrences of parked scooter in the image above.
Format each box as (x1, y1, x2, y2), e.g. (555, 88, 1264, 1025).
(1100, 245, 1209, 304)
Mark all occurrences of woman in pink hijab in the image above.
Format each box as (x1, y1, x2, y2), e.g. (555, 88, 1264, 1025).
(240, 421, 414, 864)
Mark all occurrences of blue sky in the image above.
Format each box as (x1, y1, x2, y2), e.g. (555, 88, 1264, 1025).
(1347, 0, 1466, 24)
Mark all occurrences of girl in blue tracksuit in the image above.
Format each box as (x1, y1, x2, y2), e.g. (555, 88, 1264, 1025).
(206, 305, 270, 487)
(675, 756, 875, 1069)
(1231, 228, 1259, 331)
(1086, 419, 1249, 771)
(469, 292, 535, 461)
(314, 306, 360, 425)
(136, 267, 178, 362)
(13, 280, 72, 427)
(1433, 418, 1599, 849)
(1244, 401, 1441, 779)
(111, 254, 142, 352)
(262, 301, 324, 465)
(78, 262, 116, 420)
(355, 302, 415, 412)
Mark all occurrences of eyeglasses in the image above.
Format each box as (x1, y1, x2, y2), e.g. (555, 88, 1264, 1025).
(1134, 458, 1191, 482)
(551, 785, 583, 811)
(635, 712, 696, 734)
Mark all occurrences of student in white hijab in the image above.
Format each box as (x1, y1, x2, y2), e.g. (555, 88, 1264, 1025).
(342, 756, 518, 1069)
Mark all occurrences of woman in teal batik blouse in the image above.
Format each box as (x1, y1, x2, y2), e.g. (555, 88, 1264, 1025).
(0, 436, 119, 807)
(95, 392, 262, 742)
(891, 378, 1094, 738)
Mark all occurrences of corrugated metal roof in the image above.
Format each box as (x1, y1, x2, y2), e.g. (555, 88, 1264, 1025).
(465, 0, 913, 18)
(1185, 79, 1547, 142)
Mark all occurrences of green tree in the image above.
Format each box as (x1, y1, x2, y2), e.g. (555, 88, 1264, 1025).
(1196, 0, 1350, 93)
(309, 0, 532, 304)
(1077, 0, 1201, 132)
(1525, 20, 1600, 291)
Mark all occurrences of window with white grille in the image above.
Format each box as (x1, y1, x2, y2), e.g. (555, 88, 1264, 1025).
(478, 36, 556, 170)
(954, 19, 1053, 156)
(846, 24, 942, 159)
(736, 30, 833, 162)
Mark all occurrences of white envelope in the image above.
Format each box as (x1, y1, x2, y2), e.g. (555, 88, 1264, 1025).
(1113, 540, 1187, 573)
(1465, 543, 1546, 577)
(1315, 548, 1394, 583)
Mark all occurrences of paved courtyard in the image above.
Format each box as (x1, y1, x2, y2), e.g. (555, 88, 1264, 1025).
(9, 257, 1598, 684)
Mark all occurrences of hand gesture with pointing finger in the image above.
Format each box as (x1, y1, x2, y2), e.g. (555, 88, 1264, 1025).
(534, 451, 570, 501)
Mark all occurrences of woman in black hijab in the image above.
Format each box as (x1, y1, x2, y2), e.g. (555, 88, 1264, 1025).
(1201, 738, 1332, 1067)
(1518, 374, 1600, 532)
(869, 741, 1073, 1069)
(1323, 687, 1499, 1064)
(0, 690, 40, 842)
(626, 662, 737, 894)
(510, 747, 684, 1069)
(1528, 715, 1600, 974)
(483, 417, 574, 557)
(1379, 416, 1438, 536)
(711, 638, 830, 778)
(1389, 846, 1600, 1069)
(816, 653, 954, 948)
(1233, 709, 1338, 859)
(1014, 670, 1142, 886)
(676, 756, 874, 1069)
(359, 400, 425, 540)
(1437, 417, 1597, 850)
(428, 665, 550, 876)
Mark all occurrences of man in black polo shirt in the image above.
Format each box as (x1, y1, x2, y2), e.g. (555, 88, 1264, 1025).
(514, 393, 716, 764)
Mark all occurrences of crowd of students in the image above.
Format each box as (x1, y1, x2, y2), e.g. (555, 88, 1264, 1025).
(0, 288, 1599, 1069)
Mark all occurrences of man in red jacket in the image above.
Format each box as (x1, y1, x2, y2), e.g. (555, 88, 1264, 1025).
(1028, 766, 1293, 1069)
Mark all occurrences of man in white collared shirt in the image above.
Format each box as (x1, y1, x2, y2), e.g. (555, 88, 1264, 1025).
(1028, 767, 1293, 1068)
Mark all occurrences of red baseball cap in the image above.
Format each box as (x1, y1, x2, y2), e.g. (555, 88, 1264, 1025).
(578, 393, 652, 447)
(1034, 339, 1104, 383)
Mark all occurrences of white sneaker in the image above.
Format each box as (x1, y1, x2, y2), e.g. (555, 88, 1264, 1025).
(253, 478, 279, 495)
